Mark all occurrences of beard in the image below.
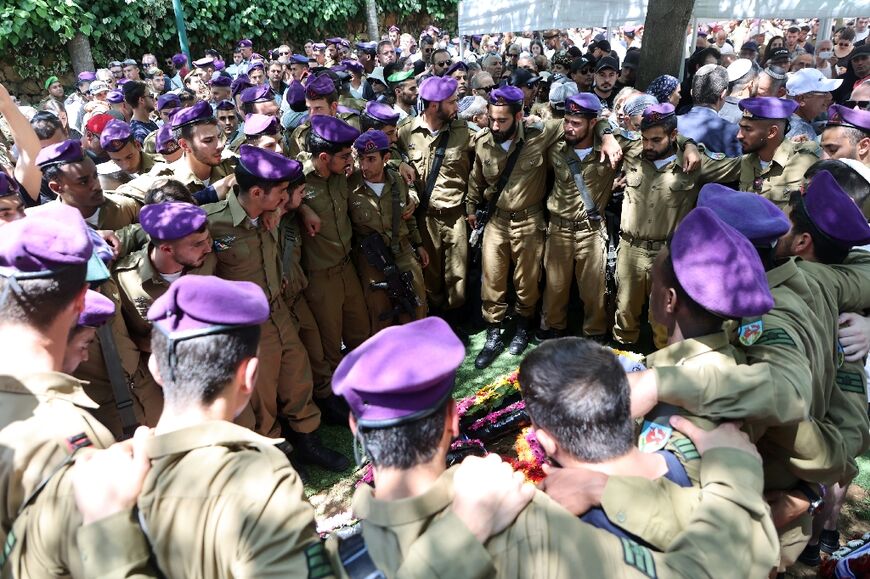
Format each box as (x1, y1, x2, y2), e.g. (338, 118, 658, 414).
(642, 140, 676, 161)
(492, 121, 517, 143)
(740, 136, 766, 155)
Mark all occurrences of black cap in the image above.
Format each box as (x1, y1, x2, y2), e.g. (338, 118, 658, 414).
(509, 68, 541, 88)
(595, 55, 620, 72)
(570, 56, 593, 73)
(770, 48, 790, 62)
(623, 50, 640, 69)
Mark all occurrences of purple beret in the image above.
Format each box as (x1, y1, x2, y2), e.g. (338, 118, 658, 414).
(157, 93, 181, 111)
(0, 173, 20, 198)
(489, 85, 524, 105)
(305, 74, 337, 99)
(36, 139, 85, 168)
(312, 43, 326, 51)
(240, 84, 274, 104)
(247, 61, 265, 72)
(77, 71, 97, 83)
(237, 39, 253, 48)
(827, 104, 870, 132)
(99, 119, 134, 152)
(243, 113, 280, 137)
(284, 81, 305, 107)
(698, 183, 790, 247)
(0, 203, 92, 277)
(389, 25, 400, 33)
(325, 37, 343, 46)
(290, 54, 310, 65)
(155, 124, 179, 155)
(215, 99, 236, 111)
(356, 41, 377, 54)
(106, 90, 125, 104)
(193, 57, 214, 68)
(310, 115, 360, 145)
(231, 75, 253, 98)
(641, 103, 676, 128)
(363, 101, 400, 126)
(446, 61, 468, 76)
(671, 207, 774, 319)
(341, 60, 364, 75)
(419, 76, 458, 102)
(238, 144, 303, 182)
(171, 53, 187, 67)
(333, 317, 465, 428)
(214, 59, 225, 71)
(171, 101, 214, 130)
(140, 202, 207, 241)
(209, 74, 232, 88)
(78, 290, 115, 328)
(116, 78, 130, 87)
(565, 92, 602, 116)
(803, 170, 870, 247)
(148, 275, 269, 337)
(354, 130, 390, 153)
(739, 97, 798, 120)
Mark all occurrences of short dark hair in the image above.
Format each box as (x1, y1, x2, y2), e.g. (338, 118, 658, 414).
(432, 48, 450, 61)
(805, 159, 870, 222)
(360, 402, 447, 468)
(123, 80, 148, 107)
(307, 129, 348, 156)
(360, 112, 388, 132)
(787, 190, 850, 264)
(31, 111, 64, 140)
(173, 118, 219, 142)
(151, 325, 260, 407)
(520, 338, 634, 462)
(144, 178, 196, 204)
(489, 101, 523, 116)
(0, 265, 87, 331)
(691, 65, 729, 106)
(641, 114, 678, 134)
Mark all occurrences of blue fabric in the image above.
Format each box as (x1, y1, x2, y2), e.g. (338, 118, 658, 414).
(677, 106, 741, 157)
(718, 97, 743, 124)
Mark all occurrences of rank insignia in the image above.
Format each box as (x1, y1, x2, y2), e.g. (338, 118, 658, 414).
(133, 296, 152, 318)
(638, 420, 672, 453)
(704, 149, 725, 160)
(836, 341, 845, 368)
(213, 235, 236, 252)
(738, 319, 763, 346)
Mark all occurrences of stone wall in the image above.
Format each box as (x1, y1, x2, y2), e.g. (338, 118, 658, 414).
(0, 62, 76, 107)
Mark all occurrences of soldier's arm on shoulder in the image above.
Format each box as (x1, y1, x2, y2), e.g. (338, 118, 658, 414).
(466, 137, 488, 213)
(696, 143, 742, 184)
(774, 415, 850, 486)
(112, 224, 149, 261)
(821, 251, 870, 312)
(654, 335, 812, 427)
(77, 509, 162, 579)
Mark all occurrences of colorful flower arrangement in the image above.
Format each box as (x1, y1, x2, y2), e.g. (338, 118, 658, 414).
(509, 427, 547, 483)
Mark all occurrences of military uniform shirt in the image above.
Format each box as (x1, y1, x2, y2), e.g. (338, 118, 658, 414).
(300, 161, 355, 271)
(547, 138, 617, 221)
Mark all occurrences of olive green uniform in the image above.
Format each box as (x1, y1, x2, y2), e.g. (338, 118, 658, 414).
(396, 116, 473, 311)
(203, 192, 321, 436)
(300, 161, 371, 371)
(467, 120, 562, 324)
(736, 139, 821, 209)
(348, 169, 426, 332)
(286, 113, 362, 159)
(542, 137, 617, 336)
(613, 140, 738, 348)
(102, 152, 162, 205)
(146, 154, 236, 199)
(327, 448, 777, 578)
(280, 211, 333, 400)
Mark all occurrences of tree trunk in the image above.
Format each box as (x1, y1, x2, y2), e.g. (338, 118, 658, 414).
(636, 0, 695, 91)
(67, 33, 95, 75)
(365, 0, 379, 42)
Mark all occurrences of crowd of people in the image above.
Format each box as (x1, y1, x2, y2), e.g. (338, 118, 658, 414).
(1, 13, 870, 578)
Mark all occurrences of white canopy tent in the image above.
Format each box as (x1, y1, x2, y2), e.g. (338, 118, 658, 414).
(458, 0, 868, 36)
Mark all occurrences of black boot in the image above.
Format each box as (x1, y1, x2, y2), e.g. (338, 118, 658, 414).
(316, 394, 350, 427)
(474, 324, 504, 369)
(285, 430, 350, 472)
(275, 440, 310, 483)
(797, 542, 822, 566)
(536, 327, 567, 341)
(819, 529, 841, 554)
(509, 316, 532, 355)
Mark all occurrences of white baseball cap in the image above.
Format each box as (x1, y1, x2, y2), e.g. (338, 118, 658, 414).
(786, 68, 842, 97)
(89, 80, 110, 95)
(726, 58, 753, 82)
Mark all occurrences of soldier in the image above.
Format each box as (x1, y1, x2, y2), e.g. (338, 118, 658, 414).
(467, 86, 563, 368)
(114, 202, 213, 427)
(820, 104, 870, 163)
(241, 113, 283, 154)
(239, 83, 279, 119)
(98, 119, 159, 196)
(297, 116, 371, 371)
(329, 316, 777, 578)
(215, 99, 240, 144)
(0, 204, 116, 549)
(610, 103, 729, 348)
(387, 69, 418, 121)
(350, 130, 427, 332)
(154, 123, 183, 164)
(733, 97, 821, 208)
(540, 93, 617, 341)
(62, 289, 117, 374)
(208, 74, 233, 107)
(286, 74, 361, 159)
(361, 101, 401, 143)
(0, 173, 25, 224)
(203, 145, 348, 472)
(396, 76, 472, 319)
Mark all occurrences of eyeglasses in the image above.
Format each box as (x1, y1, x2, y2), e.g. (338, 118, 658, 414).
(846, 100, 870, 110)
(279, 51, 290, 55)
(838, 42, 852, 47)
(477, 85, 494, 92)
(434, 61, 450, 67)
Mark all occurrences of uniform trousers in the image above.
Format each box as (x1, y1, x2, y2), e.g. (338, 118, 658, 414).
(418, 206, 467, 311)
(613, 238, 667, 348)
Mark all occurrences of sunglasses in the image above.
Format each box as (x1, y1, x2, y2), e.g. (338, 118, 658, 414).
(279, 51, 290, 55)
(477, 85, 494, 92)
(838, 42, 852, 47)
(846, 100, 870, 110)
(434, 61, 450, 67)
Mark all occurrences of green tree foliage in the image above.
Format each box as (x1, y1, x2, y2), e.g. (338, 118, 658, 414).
(1, 0, 458, 77)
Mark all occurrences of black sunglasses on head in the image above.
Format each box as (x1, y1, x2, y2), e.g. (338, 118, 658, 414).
(845, 100, 870, 110)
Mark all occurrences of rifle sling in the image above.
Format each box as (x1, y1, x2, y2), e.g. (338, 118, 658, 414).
(96, 324, 139, 439)
(564, 152, 601, 220)
(484, 140, 525, 218)
(419, 129, 450, 213)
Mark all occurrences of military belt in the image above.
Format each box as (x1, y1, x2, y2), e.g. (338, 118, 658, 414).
(493, 204, 543, 222)
(425, 204, 465, 217)
(551, 215, 600, 232)
(620, 233, 666, 251)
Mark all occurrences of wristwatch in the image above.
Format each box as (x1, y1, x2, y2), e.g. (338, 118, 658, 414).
(795, 482, 825, 516)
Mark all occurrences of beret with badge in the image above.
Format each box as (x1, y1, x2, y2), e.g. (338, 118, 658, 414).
(99, 119, 134, 153)
(739, 96, 798, 120)
(353, 130, 390, 153)
(171, 101, 215, 130)
(564, 92, 602, 117)
(826, 104, 870, 133)
(305, 74, 337, 99)
(489, 85, 524, 106)
(36, 139, 86, 169)
(640, 102, 676, 129)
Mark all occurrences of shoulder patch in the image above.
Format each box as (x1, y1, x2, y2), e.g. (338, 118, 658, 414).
(212, 235, 237, 252)
(133, 296, 153, 319)
(835, 369, 867, 395)
(619, 128, 640, 141)
(670, 436, 701, 461)
(621, 537, 658, 578)
(738, 319, 763, 346)
(752, 327, 796, 348)
(704, 149, 726, 160)
(304, 541, 332, 579)
(114, 250, 144, 272)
